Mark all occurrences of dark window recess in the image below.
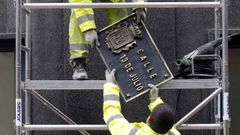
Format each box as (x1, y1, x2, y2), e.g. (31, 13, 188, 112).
(0, 33, 25, 52)
(0, 39, 15, 52)
(229, 33, 240, 48)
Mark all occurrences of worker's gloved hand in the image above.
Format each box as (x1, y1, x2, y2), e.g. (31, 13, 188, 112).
(148, 84, 159, 101)
(84, 29, 100, 48)
(135, 8, 146, 24)
(105, 69, 117, 85)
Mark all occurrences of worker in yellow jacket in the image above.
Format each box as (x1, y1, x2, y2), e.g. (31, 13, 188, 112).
(103, 69, 181, 135)
(69, 0, 146, 80)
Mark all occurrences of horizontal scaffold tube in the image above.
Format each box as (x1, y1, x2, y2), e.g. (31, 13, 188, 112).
(24, 124, 222, 131)
(23, 79, 220, 90)
(24, 2, 221, 9)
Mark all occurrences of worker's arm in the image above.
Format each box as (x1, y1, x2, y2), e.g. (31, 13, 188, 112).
(103, 70, 140, 135)
(147, 84, 164, 112)
(148, 97, 164, 112)
(69, 0, 96, 32)
(103, 83, 122, 122)
(103, 83, 140, 135)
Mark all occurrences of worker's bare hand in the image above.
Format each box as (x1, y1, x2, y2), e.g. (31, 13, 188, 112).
(105, 69, 117, 85)
(84, 29, 100, 48)
(148, 84, 159, 101)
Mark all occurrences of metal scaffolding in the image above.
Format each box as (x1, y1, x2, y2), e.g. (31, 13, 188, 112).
(15, 0, 230, 135)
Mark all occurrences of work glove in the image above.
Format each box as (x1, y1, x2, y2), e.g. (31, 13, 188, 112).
(148, 84, 159, 101)
(105, 69, 117, 85)
(84, 29, 100, 48)
(135, 8, 146, 24)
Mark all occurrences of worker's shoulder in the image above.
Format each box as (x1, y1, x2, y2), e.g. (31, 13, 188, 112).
(169, 128, 181, 135)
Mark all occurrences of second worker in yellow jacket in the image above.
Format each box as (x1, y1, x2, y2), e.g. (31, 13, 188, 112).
(69, 0, 146, 80)
(103, 69, 181, 135)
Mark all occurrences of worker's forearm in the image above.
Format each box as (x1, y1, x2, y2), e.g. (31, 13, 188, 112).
(103, 83, 122, 121)
(103, 83, 120, 96)
(148, 97, 164, 112)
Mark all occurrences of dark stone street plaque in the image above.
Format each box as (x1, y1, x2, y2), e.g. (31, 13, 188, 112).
(97, 14, 173, 102)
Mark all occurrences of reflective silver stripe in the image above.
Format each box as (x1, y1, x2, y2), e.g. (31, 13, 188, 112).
(168, 130, 175, 135)
(104, 94, 119, 102)
(70, 44, 89, 51)
(129, 126, 139, 135)
(78, 14, 94, 25)
(106, 114, 124, 127)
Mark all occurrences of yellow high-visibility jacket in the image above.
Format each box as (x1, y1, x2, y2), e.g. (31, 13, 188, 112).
(68, 0, 145, 62)
(68, 0, 128, 61)
(103, 83, 181, 135)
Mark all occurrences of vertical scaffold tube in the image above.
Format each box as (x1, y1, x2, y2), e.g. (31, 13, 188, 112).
(25, 0, 32, 134)
(15, 0, 22, 135)
(214, 1, 221, 135)
(222, 0, 230, 135)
